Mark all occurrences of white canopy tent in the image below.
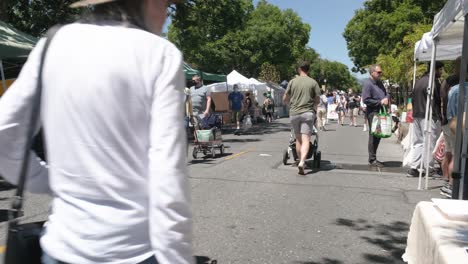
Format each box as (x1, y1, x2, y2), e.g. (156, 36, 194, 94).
(226, 70, 271, 105)
(414, 32, 460, 62)
(417, 0, 468, 199)
(248, 77, 269, 106)
(227, 70, 251, 88)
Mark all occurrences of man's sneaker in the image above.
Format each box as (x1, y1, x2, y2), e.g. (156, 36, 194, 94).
(440, 186, 452, 198)
(369, 160, 384, 168)
(363, 125, 367, 132)
(440, 184, 452, 194)
(406, 168, 420, 178)
(440, 182, 450, 191)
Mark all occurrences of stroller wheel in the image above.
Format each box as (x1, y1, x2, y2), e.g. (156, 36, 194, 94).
(283, 149, 289, 165)
(314, 151, 321, 169)
(220, 145, 225, 155)
(192, 147, 198, 159)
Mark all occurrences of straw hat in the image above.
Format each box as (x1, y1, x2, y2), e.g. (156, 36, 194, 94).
(70, 0, 118, 8)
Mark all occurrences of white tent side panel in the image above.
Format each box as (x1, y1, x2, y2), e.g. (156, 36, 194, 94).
(414, 32, 462, 61)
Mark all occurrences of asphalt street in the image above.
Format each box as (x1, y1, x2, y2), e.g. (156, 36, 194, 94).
(0, 117, 443, 264)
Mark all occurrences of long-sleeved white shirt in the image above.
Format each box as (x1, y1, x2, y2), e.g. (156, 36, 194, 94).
(0, 23, 193, 264)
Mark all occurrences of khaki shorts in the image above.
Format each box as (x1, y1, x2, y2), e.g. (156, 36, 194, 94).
(442, 124, 455, 153)
(290, 112, 315, 136)
(231, 111, 242, 122)
(350, 108, 359, 117)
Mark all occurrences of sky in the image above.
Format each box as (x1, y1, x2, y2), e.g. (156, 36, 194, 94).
(164, 0, 368, 78)
(251, 0, 367, 78)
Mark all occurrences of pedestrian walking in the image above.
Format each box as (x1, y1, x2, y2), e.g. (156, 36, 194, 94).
(406, 62, 444, 177)
(317, 90, 328, 131)
(347, 91, 360, 127)
(283, 60, 321, 175)
(190, 74, 212, 129)
(228, 84, 244, 130)
(336, 93, 346, 126)
(0, 1, 193, 263)
(263, 96, 274, 123)
(362, 64, 389, 167)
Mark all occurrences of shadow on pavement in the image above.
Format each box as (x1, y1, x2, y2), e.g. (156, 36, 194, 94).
(383, 161, 403, 168)
(0, 209, 11, 223)
(293, 259, 344, 264)
(334, 218, 409, 263)
(195, 256, 217, 264)
(304, 160, 336, 175)
(222, 138, 261, 143)
(222, 122, 291, 136)
(335, 162, 406, 174)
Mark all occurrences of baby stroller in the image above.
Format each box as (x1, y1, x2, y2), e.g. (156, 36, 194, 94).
(282, 127, 321, 169)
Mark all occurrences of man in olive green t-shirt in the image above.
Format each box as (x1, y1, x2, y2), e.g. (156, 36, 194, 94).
(283, 60, 321, 175)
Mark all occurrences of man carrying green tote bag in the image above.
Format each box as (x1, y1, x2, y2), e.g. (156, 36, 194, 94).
(371, 107, 393, 139)
(362, 64, 390, 167)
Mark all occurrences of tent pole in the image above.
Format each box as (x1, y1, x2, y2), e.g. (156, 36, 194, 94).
(418, 39, 437, 190)
(425, 40, 437, 190)
(412, 60, 417, 91)
(0, 59, 6, 95)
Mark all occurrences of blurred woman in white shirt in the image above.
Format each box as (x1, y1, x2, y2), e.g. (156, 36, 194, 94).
(0, 1, 193, 264)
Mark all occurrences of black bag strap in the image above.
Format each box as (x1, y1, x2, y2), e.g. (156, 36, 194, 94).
(10, 25, 62, 220)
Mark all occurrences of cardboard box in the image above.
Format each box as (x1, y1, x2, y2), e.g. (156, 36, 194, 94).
(211, 92, 229, 112)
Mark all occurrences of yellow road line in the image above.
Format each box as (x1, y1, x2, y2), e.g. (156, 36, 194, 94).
(224, 148, 254, 161)
(0, 245, 5, 254)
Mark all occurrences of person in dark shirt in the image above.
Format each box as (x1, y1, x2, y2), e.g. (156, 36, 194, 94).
(362, 64, 389, 167)
(407, 62, 444, 177)
(439, 58, 460, 196)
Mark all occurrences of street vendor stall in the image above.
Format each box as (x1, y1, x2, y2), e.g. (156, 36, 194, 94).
(412, 32, 461, 190)
(0, 21, 37, 95)
(184, 63, 226, 83)
(404, 3, 468, 255)
(413, 0, 468, 199)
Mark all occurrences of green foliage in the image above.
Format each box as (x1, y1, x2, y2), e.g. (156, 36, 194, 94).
(308, 57, 358, 90)
(258, 62, 280, 83)
(169, 0, 310, 80)
(376, 24, 432, 87)
(3, 0, 82, 37)
(344, 0, 447, 73)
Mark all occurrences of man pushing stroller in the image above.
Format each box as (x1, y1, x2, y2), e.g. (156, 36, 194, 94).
(283, 60, 321, 175)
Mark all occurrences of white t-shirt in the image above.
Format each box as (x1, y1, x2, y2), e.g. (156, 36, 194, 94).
(0, 23, 193, 264)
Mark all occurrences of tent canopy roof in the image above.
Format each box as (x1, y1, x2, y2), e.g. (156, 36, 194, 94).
(414, 0, 468, 62)
(183, 63, 226, 82)
(227, 70, 251, 85)
(414, 32, 461, 61)
(432, 0, 468, 44)
(0, 21, 37, 60)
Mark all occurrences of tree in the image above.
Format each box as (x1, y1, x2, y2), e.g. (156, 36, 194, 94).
(343, 0, 447, 73)
(169, 0, 310, 80)
(168, 0, 253, 70)
(376, 24, 432, 87)
(4, 0, 82, 37)
(258, 62, 280, 83)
